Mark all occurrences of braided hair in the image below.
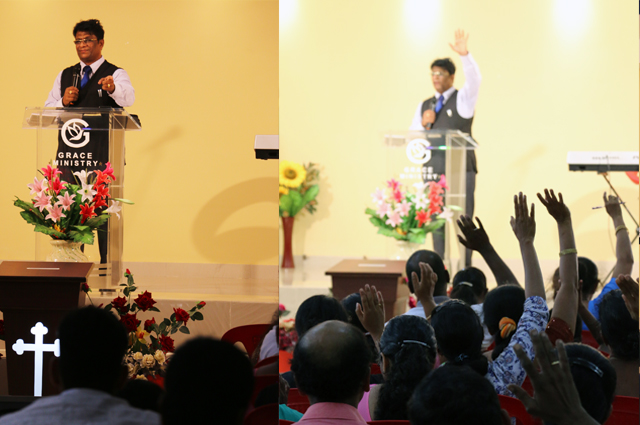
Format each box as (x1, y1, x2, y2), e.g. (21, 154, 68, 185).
(374, 315, 437, 420)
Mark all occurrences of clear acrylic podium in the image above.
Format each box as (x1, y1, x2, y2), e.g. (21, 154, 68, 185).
(23, 107, 141, 289)
(383, 129, 477, 271)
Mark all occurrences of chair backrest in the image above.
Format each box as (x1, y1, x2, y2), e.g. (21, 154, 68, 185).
(251, 374, 279, 407)
(287, 401, 311, 414)
(520, 376, 534, 396)
(255, 355, 278, 369)
(605, 396, 639, 425)
(243, 403, 278, 425)
(370, 362, 382, 375)
(279, 421, 294, 425)
(221, 324, 271, 357)
(286, 388, 309, 405)
(498, 395, 542, 425)
(279, 350, 293, 374)
(581, 330, 599, 349)
(366, 421, 411, 425)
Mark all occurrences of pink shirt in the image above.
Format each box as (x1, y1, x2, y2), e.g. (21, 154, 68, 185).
(298, 402, 368, 425)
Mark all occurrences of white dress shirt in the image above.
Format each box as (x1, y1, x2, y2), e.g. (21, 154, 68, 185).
(0, 388, 161, 425)
(45, 56, 135, 107)
(410, 52, 481, 131)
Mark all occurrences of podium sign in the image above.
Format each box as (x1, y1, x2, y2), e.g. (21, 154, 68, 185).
(23, 107, 141, 288)
(383, 130, 477, 269)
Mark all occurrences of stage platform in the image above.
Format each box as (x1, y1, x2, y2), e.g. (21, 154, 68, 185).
(0, 261, 278, 395)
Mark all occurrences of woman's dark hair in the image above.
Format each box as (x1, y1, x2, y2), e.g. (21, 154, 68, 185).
(599, 290, 639, 360)
(73, 19, 105, 40)
(409, 365, 504, 425)
(295, 295, 348, 338)
(452, 267, 487, 301)
(564, 344, 616, 424)
(374, 315, 437, 420)
(450, 283, 477, 305)
(430, 300, 488, 376)
(483, 285, 525, 360)
(578, 257, 599, 298)
(430, 58, 456, 75)
(406, 250, 449, 295)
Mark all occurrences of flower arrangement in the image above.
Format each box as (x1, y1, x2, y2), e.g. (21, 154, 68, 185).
(14, 163, 131, 244)
(279, 161, 320, 217)
(278, 318, 298, 352)
(365, 176, 458, 244)
(98, 270, 206, 382)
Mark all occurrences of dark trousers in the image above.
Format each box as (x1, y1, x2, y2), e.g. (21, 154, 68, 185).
(433, 170, 476, 267)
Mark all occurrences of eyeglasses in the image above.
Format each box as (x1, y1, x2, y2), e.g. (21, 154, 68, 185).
(74, 39, 97, 46)
(431, 71, 449, 77)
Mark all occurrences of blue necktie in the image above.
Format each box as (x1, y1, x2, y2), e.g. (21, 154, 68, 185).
(435, 94, 444, 113)
(80, 66, 92, 88)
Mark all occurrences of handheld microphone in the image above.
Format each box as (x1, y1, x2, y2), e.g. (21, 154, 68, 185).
(71, 65, 80, 88)
(425, 99, 437, 130)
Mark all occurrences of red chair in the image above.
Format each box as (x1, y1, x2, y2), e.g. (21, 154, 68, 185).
(221, 324, 271, 356)
(287, 401, 311, 414)
(498, 395, 542, 425)
(250, 374, 279, 407)
(367, 421, 410, 425)
(279, 350, 293, 374)
(244, 403, 278, 425)
(286, 388, 309, 405)
(255, 355, 278, 369)
(279, 421, 294, 425)
(370, 363, 382, 375)
(605, 396, 639, 425)
(581, 330, 599, 349)
(520, 376, 534, 396)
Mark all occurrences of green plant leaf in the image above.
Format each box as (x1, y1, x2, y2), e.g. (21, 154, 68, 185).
(288, 190, 304, 216)
(279, 195, 292, 214)
(104, 304, 112, 312)
(368, 216, 386, 228)
(148, 307, 160, 312)
(301, 184, 319, 204)
(69, 229, 94, 244)
(84, 215, 110, 229)
(113, 197, 134, 205)
(377, 227, 405, 240)
(170, 328, 178, 335)
(20, 211, 46, 227)
(179, 327, 190, 334)
(407, 232, 426, 244)
(34, 224, 66, 239)
(191, 312, 204, 321)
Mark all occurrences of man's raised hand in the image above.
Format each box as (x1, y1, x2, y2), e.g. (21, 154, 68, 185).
(456, 215, 490, 252)
(449, 29, 469, 56)
(510, 192, 536, 244)
(537, 189, 570, 223)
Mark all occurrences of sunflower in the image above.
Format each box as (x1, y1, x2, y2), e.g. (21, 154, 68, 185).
(279, 161, 306, 188)
(279, 186, 289, 196)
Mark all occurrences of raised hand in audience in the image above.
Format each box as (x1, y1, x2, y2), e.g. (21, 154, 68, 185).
(604, 192, 634, 277)
(508, 331, 600, 425)
(457, 214, 520, 287)
(412, 262, 438, 320)
(616, 274, 639, 320)
(511, 192, 545, 299)
(356, 284, 385, 344)
(576, 280, 605, 347)
(537, 189, 579, 339)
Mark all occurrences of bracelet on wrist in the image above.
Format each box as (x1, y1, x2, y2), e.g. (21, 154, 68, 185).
(615, 225, 628, 235)
(559, 248, 577, 257)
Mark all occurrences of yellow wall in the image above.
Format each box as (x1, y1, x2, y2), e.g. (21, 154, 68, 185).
(0, 0, 279, 265)
(280, 1, 639, 266)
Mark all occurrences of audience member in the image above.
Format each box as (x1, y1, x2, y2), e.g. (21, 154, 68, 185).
(291, 320, 371, 425)
(358, 315, 437, 421)
(451, 267, 487, 304)
(405, 250, 450, 313)
(161, 337, 254, 425)
(413, 192, 548, 396)
(483, 285, 525, 359)
(508, 330, 603, 425)
(409, 365, 510, 425)
(341, 293, 380, 365)
(583, 193, 634, 328)
(599, 286, 639, 397)
(117, 380, 163, 413)
(0, 306, 161, 425)
(282, 295, 349, 387)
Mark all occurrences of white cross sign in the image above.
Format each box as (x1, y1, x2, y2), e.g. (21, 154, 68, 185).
(12, 322, 60, 396)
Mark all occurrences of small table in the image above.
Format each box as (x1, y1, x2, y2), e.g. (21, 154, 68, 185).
(0, 261, 92, 396)
(325, 260, 410, 321)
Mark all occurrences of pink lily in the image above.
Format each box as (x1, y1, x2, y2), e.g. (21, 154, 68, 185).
(45, 204, 66, 223)
(27, 177, 48, 197)
(385, 211, 403, 227)
(41, 165, 62, 181)
(386, 179, 400, 191)
(55, 192, 76, 211)
(103, 162, 116, 181)
(371, 188, 386, 204)
(33, 192, 52, 212)
(376, 202, 391, 218)
(395, 200, 412, 217)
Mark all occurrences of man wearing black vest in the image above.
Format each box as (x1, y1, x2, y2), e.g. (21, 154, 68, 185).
(45, 19, 135, 264)
(409, 29, 480, 267)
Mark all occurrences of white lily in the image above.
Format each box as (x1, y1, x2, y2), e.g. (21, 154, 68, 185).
(79, 182, 97, 203)
(105, 200, 122, 219)
(73, 170, 93, 186)
(438, 207, 455, 222)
